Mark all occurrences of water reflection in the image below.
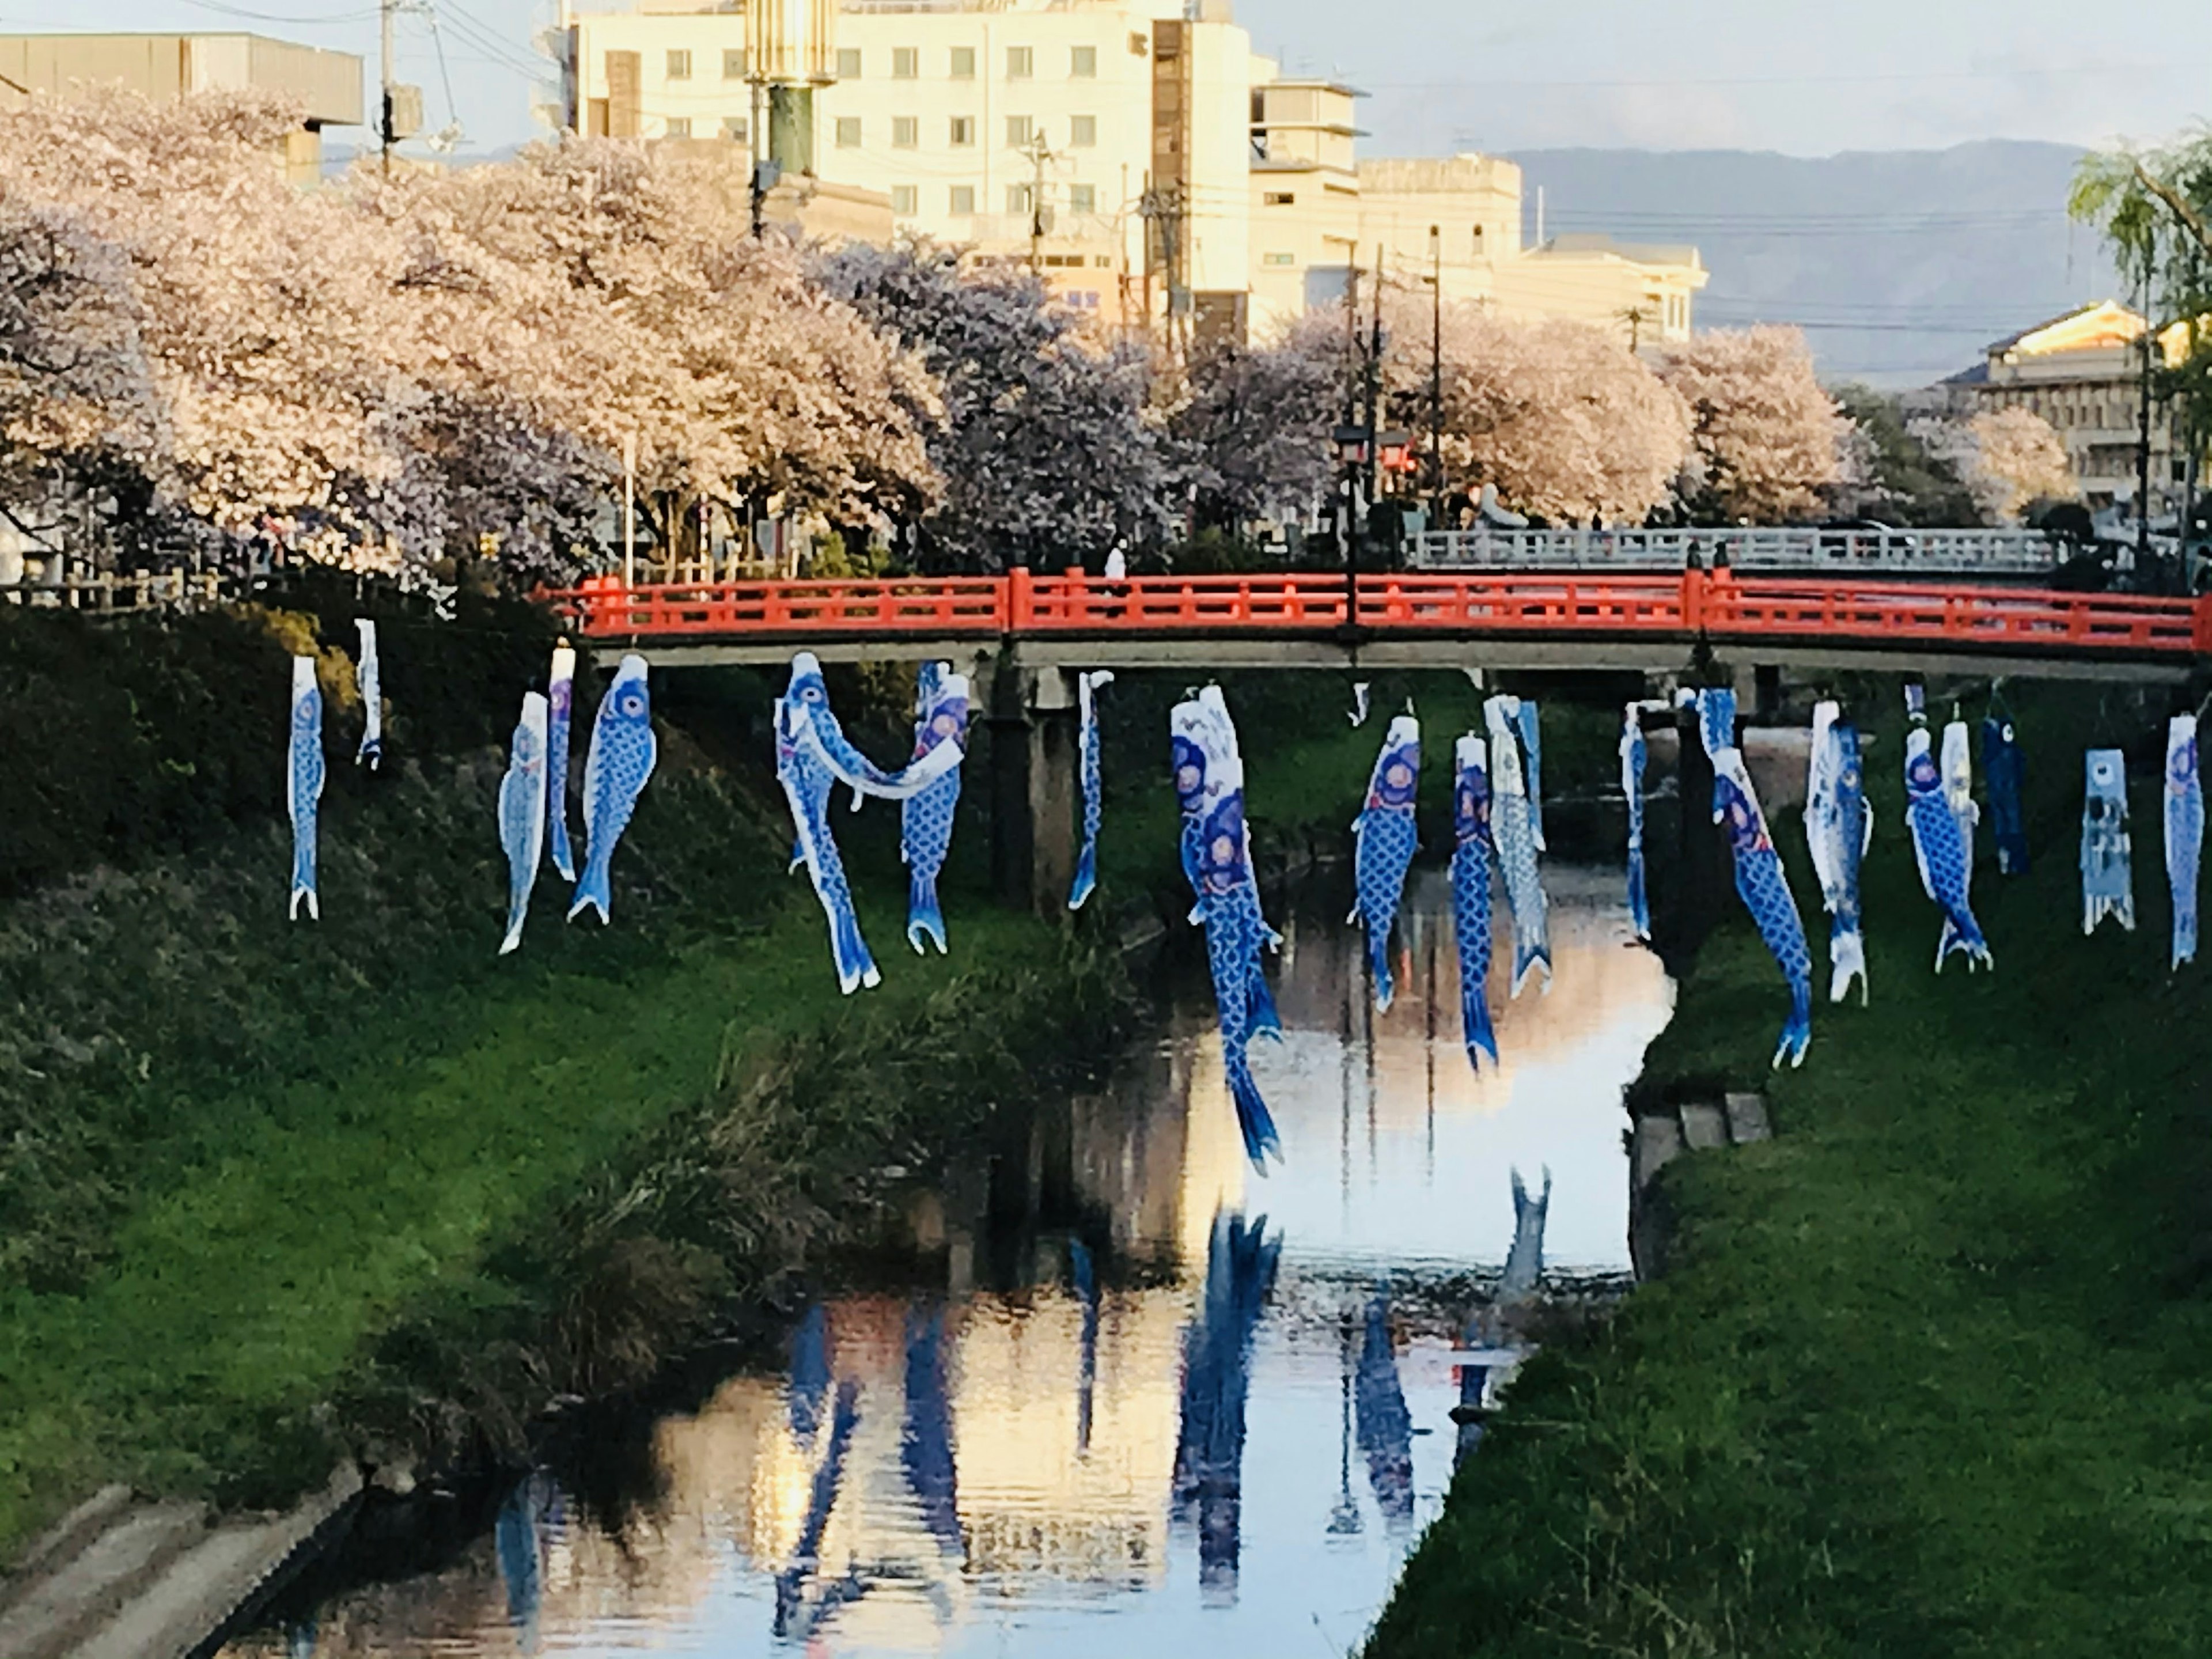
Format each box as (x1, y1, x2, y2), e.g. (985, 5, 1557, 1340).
(224, 866, 1671, 1659)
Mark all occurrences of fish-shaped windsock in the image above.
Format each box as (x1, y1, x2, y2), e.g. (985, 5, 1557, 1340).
(778, 652, 959, 993)
(497, 692, 549, 955)
(1067, 670, 1113, 911)
(1348, 681, 1371, 728)
(286, 656, 323, 922)
(354, 619, 382, 771)
(567, 654, 657, 925)
(1905, 727, 1992, 971)
(1452, 735, 1499, 1070)
(1494, 696, 1545, 851)
(902, 661, 971, 955)
(1982, 717, 2028, 875)
(1172, 690, 1281, 1042)
(1350, 715, 1421, 1012)
(2166, 715, 2202, 969)
(1192, 749, 1282, 1169)
(1484, 695, 1551, 995)
(1805, 700, 1871, 1005)
(1702, 690, 1813, 1068)
(2081, 747, 2135, 935)
(546, 645, 577, 882)
(1941, 718, 1978, 902)
(1621, 705, 1650, 941)
(1499, 1165, 1551, 1306)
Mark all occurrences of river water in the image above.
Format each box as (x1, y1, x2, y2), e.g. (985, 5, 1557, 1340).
(223, 865, 1672, 1659)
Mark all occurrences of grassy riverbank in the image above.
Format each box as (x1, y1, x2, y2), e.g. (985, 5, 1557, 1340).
(1369, 679, 2212, 1657)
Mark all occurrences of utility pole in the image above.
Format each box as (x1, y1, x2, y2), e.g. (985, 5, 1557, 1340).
(2138, 256, 2156, 560)
(1024, 132, 1053, 276)
(379, 0, 393, 175)
(1340, 254, 1362, 628)
(1429, 225, 1444, 522)
(1363, 243, 1385, 528)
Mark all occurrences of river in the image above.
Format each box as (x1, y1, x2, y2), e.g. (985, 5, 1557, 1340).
(221, 864, 1672, 1659)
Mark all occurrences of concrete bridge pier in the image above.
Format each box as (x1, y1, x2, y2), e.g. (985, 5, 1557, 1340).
(986, 655, 1079, 916)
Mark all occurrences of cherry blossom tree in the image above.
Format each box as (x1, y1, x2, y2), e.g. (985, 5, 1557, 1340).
(1656, 326, 1843, 524)
(1915, 408, 2077, 525)
(1167, 321, 1347, 531)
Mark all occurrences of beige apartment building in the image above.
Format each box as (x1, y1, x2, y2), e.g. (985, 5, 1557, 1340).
(0, 32, 362, 181)
(558, 0, 1705, 344)
(1946, 300, 2202, 513)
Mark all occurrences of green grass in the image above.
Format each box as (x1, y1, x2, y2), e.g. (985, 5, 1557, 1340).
(0, 885, 1073, 1554)
(1368, 679, 2212, 1657)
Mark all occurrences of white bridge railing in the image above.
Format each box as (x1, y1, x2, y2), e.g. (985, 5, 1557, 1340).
(1410, 527, 2066, 578)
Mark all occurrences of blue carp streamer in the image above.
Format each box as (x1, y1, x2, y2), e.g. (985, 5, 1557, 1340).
(286, 656, 324, 922)
(901, 661, 971, 955)
(568, 654, 658, 926)
(1904, 725, 1992, 970)
(1483, 695, 1551, 995)
(497, 691, 549, 955)
(2080, 747, 2135, 936)
(1805, 700, 1871, 1005)
(1514, 697, 1545, 851)
(777, 652, 958, 994)
(1982, 716, 2029, 875)
(354, 618, 382, 771)
(1067, 669, 1114, 911)
(1700, 689, 1814, 1067)
(546, 645, 578, 882)
(1941, 718, 1979, 905)
(1173, 690, 1282, 1043)
(1350, 714, 1421, 1012)
(2167, 715, 2202, 969)
(1620, 704, 1650, 941)
(1175, 696, 1281, 1168)
(1452, 734, 1499, 1070)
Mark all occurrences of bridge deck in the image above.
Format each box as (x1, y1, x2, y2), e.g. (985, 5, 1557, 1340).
(540, 569, 2212, 682)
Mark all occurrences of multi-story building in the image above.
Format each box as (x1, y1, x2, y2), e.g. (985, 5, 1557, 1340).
(0, 32, 361, 181)
(1945, 300, 2202, 514)
(558, 0, 1705, 344)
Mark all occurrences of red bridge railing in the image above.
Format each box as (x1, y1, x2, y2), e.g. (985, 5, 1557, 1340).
(543, 569, 2212, 659)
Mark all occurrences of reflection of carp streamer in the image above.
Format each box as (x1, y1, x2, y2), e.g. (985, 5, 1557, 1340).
(1355, 1291, 1414, 1528)
(777, 653, 960, 993)
(1350, 715, 1421, 1012)
(1700, 689, 1813, 1068)
(1172, 1212, 1279, 1600)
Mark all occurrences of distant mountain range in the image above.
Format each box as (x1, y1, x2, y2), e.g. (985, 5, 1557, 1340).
(1509, 141, 2127, 389)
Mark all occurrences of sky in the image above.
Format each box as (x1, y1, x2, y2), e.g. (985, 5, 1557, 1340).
(17, 0, 2212, 158)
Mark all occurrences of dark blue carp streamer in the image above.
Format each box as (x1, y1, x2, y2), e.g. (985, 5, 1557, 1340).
(901, 661, 971, 955)
(1067, 669, 1113, 910)
(1904, 724, 1992, 970)
(1452, 734, 1499, 1071)
(1174, 691, 1282, 1169)
(1982, 715, 2029, 874)
(545, 645, 577, 882)
(286, 656, 324, 922)
(1700, 689, 1814, 1067)
(2081, 747, 2135, 935)
(1350, 715, 1421, 1012)
(1805, 700, 1870, 1004)
(567, 654, 657, 926)
(2166, 715, 2202, 969)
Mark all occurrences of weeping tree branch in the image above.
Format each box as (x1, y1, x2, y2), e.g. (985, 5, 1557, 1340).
(2135, 159, 2212, 263)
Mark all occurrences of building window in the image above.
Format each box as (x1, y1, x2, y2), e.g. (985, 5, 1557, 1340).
(892, 46, 918, 79)
(722, 115, 748, 141)
(722, 48, 747, 79)
(1263, 252, 1296, 266)
(892, 185, 918, 215)
(1264, 191, 1294, 206)
(1006, 46, 1033, 79)
(1069, 114, 1096, 147)
(664, 116, 691, 137)
(1071, 44, 1097, 78)
(1069, 183, 1096, 213)
(950, 184, 976, 214)
(835, 116, 861, 147)
(1007, 183, 1033, 215)
(949, 115, 975, 147)
(892, 115, 917, 148)
(1006, 115, 1034, 148)
(950, 46, 975, 79)
(836, 47, 861, 78)
(665, 49, 691, 80)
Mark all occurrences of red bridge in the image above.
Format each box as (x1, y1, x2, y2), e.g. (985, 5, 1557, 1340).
(546, 567, 2212, 683)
